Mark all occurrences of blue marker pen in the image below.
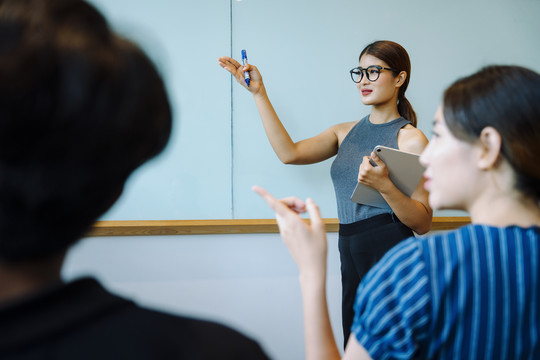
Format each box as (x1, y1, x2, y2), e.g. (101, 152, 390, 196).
(241, 49, 250, 87)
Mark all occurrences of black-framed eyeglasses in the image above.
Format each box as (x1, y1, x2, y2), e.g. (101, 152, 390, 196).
(349, 65, 398, 83)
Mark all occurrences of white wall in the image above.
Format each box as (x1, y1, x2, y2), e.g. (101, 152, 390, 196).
(62, 232, 344, 360)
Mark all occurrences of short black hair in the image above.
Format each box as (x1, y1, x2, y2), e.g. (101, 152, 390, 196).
(0, 0, 172, 262)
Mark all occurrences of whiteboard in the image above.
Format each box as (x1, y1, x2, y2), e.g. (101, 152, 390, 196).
(87, 0, 540, 220)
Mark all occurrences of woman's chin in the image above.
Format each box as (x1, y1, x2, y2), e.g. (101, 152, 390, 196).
(428, 197, 443, 211)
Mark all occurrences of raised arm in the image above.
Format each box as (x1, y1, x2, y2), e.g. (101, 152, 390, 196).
(253, 186, 373, 360)
(357, 127, 432, 234)
(218, 56, 339, 165)
(252, 186, 340, 360)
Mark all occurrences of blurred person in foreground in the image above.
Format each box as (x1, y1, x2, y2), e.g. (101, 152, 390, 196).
(0, 0, 268, 359)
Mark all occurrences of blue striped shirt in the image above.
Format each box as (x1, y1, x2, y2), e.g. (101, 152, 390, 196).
(351, 224, 540, 359)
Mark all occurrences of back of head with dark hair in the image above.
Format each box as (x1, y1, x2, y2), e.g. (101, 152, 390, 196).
(360, 40, 417, 126)
(0, 0, 172, 262)
(443, 65, 540, 201)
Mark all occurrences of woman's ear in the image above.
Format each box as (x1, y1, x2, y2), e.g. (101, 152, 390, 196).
(478, 126, 502, 170)
(395, 71, 407, 88)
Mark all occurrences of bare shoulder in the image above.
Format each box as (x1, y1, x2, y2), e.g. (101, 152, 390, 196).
(397, 124, 429, 155)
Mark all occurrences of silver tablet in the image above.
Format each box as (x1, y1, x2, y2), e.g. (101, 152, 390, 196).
(350, 145, 425, 209)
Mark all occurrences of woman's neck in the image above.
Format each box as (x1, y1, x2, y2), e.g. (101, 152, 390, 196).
(369, 102, 401, 124)
(467, 161, 540, 228)
(469, 191, 540, 228)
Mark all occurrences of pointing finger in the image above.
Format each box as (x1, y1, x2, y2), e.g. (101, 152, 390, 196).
(305, 198, 323, 230)
(252, 186, 306, 214)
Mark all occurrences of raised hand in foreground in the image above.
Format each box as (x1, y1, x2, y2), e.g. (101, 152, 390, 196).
(252, 186, 372, 360)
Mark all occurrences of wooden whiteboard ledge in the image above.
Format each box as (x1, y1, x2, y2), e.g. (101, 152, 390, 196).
(87, 217, 471, 237)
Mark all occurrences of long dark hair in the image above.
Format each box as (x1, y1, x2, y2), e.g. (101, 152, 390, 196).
(443, 65, 540, 201)
(360, 40, 417, 126)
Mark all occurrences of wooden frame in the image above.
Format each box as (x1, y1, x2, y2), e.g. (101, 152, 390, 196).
(87, 217, 471, 237)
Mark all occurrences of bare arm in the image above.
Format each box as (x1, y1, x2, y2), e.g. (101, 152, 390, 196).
(253, 186, 373, 360)
(218, 56, 339, 164)
(253, 186, 340, 360)
(357, 128, 432, 234)
(252, 86, 341, 164)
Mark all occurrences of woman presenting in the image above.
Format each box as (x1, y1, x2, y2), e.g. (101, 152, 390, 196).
(218, 40, 432, 343)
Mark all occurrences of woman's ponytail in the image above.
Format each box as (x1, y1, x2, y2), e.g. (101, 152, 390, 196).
(398, 92, 417, 127)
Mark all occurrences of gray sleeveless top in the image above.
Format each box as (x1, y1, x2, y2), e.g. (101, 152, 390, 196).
(330, 115, 412, 224)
